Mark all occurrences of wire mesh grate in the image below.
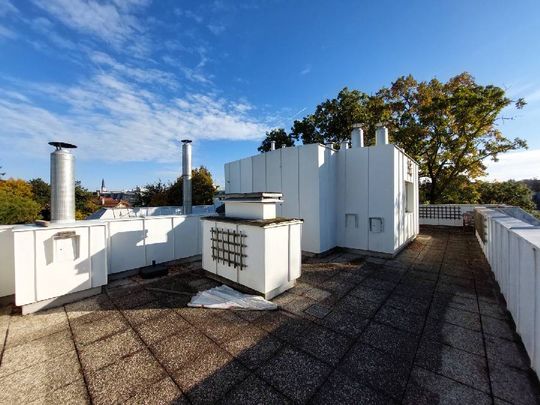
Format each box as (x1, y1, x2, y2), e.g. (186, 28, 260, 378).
(210, 227, 247, 269)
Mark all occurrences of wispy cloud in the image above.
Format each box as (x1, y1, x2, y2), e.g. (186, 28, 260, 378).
(484, 149, 540, 181)
(207, 24, 225, 35)
(0, 0, 18, 17)
(0, 72, 269, 162)
(0, 23, 16, 39)
(300, 64, 312, 75)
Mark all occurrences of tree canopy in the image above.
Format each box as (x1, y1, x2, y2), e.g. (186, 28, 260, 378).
(257, 129, 295, 152)
(258, 73, 527, 203)
(0, 178, 41, 224)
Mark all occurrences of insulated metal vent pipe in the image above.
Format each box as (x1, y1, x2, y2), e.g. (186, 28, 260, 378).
(49, 142, 77, 223)
(270, 141, 276, 151)
(376, 126, 389, 145)
(351, 124, 364, 148)
(181, 139, 192, 215)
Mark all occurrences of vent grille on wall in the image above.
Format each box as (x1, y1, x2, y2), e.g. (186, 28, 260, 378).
(210, 227, 247, 269)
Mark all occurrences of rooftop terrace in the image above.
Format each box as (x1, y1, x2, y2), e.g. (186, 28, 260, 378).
(0, 227, 539, 404)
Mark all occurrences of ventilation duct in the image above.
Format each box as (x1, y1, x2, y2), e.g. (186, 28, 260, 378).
(376, 126, 389, 145)
(182, 139, 192, 215)
(270, 141, 276, 151)
(49, 142, 77, 223)
(351, 124, 364, 148)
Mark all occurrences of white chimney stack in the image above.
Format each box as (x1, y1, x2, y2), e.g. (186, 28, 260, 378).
(351, 124, 364, 148)
(181, 139, 192, 214)
(270, 141, 276, 151)
(376, 126, 389, 145)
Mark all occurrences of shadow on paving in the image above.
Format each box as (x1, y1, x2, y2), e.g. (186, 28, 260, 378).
(1, 228, 540, 404)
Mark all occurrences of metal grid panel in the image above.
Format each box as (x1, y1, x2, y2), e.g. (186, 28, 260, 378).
(419, 206, 462, 220)
(210, 227, 247, 269)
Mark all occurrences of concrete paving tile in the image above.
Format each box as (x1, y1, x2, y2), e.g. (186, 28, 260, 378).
(86, 349, 166, 405)
(415, 340, 490, 393)
(429, 304, 481, 331)
(349, 284, 390, 304)
(304, 303, 332, 319)
(280, 295, 318, 316)
(120, 302, 171, 325)
(360, 276, 398, 292)
(222, 374, 291, 404)
(423, 317, 484, 356)
(235, 309, 266, 322)
(151, 327, 217, 372)
(65, 294, 115, 326)
(478, 300, 509, 320)
(403, 366, 491, 405)
(172, 348, 249, 405)
(134, 310, 190, 345)
(175, 306, 214, 324)
(334, 294, 380, 318)
(311, 370, 391, 405)
(71, 311, 129, 347)
(318, 307, 369, 338)
(79, 328, 144, 372)
(253, 311, 311, 343)
(394, 282, 435, 299)
(110, 288, 156, 310)
(0, 350, 82, 404)
(375, 305, 425, 335)
(6, 307, 69, 348)
(386, 293, 431, 315)
(490, 360, 540, 405)
(485, 334, 530, 370)
(28, 378, 89, 405)
(340, 342, 412, 400)
(124, 377, 188, 405)
(292, 323, 351, 366)
(0, 329, 75, 378)
(432, 292, 479, 314)
(302, 287, 332, 302)
(223, 327, 282, 370)
(482, 315, 516, 341)
(360, 322, 420, 362)
(195, 314, 249, 344)
(257, 346, 331, 404)
(271, 291, 298, 306)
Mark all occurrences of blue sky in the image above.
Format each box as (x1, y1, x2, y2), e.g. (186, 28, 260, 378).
(0, 0, 539, 191)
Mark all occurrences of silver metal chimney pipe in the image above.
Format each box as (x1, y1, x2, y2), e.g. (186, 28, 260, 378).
(49, 142, 77, 223)
(351, 124, 364, 148)
(270, 141, 276, 151)
(181, 139, 192, 215)
(375, 125, 389, 145)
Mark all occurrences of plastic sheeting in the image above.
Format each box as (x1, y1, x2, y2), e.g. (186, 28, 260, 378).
(188, 285, 278, 310)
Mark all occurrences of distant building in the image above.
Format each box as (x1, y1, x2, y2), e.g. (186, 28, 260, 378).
(96, 178, 138, 206)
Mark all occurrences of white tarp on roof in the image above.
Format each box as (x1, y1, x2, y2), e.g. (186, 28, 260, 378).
(188, 285, 277, 310)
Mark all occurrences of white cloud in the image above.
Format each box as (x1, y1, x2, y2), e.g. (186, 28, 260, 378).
(0, 0, 17, 16)
(32, 0, 145, 48)
(484, 149, 540, 181)
(0, 73, 269, 163)
(0, 24, 16, 39)
(300, 64, 311, 75)
(208, 24, 225, 35)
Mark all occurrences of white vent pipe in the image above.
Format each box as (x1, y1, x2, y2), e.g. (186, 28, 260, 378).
(341, 141, 349, 150)
(376, 126, 389, 145)
(351, 124, 364, 148)
(182, 139, 192, 214)
(49, 142, 77, 223)
(270, 141, 276, 151)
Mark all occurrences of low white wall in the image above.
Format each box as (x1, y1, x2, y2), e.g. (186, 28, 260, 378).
(0, 214, 204, 298)
(0, 226, 15, 298)
(475, 207, 540, 373)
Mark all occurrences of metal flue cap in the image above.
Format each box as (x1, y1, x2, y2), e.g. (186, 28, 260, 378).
(181, 139, 192, 144)
(49, 142, 77, 150)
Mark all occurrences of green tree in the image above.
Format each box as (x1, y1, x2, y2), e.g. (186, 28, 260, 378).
(290, 74, 527, 203)
(29, 178, 51, 220)
(257, 129, 295, 152)
(0, 178, 41, 224)
(75, 181, 99, 219)
(168, 166, 217, 206)
(477, 180, 535, 211)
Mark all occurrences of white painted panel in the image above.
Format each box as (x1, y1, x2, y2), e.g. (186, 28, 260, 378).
(229, 160, 241, 193)
(264, 225, 290, 293)
(13, 231, 36, 305)
(89, 225, 108, 287)
(298, 144, 321, 253)
(108, 219, 146, 273)
(265, 150, 282, 193)
(0, 226, 15, 297)
(144, 218, 175, 265)
(252, 154, 266, 192)
(281, 147, 300, 218)
(240, 157, 253, 193)
(237, 225, 265, 292)
(173, 216, 201, 259)
(288, 223, 302, 280)
(224, 163, 230, 193)
(201, 219, 217, 273)
(214, 222, 240, 282)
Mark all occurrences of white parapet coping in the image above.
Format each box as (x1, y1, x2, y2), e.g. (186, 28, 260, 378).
(475, 207, 540, 374)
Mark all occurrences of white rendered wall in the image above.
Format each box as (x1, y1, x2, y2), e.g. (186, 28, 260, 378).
(0, 226, 15, 298)
(476, 207, 540, 374)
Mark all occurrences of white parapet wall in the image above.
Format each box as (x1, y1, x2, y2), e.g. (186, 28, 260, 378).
(475, 207, 540, 373)
(0, 213, 204, 302)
